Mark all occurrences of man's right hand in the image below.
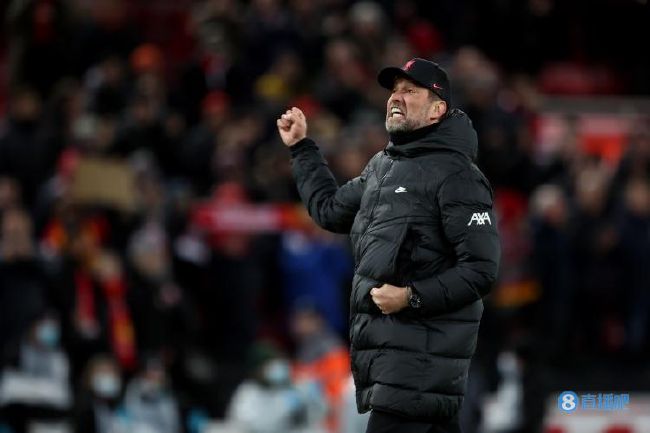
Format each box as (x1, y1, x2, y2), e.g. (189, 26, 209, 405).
(277, 107, 307, 147)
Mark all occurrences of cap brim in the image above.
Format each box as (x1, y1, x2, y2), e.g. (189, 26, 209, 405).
(377, 67, 428, 91)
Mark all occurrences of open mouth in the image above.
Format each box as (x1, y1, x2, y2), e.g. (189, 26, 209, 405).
(390, 107, 405, 118)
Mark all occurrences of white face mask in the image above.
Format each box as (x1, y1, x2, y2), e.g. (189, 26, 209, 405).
(263, 359, 291, 386)
(92, 373, 121, 399)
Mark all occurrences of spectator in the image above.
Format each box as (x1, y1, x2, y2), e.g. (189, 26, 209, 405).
(571, 165, 623, 354)
(0, 88, 61, 207)
(611, 125, 650, 200)
(0, 313, 71, 432)
(314, 39, 370, 121)
(227, 341, 326, 433)
(125, 165, 188, 357)
(618, 179, 650, 353)
(182, 91, 231, 194)
(74, 355, 126, 433)
(0, 207, 48, 365)
(6, 0, 76, 97)
(123, 356, 181, 433)
(530, 184, 573, 355)
(290, 302, 350, 432)
(279, 229, 352, 334)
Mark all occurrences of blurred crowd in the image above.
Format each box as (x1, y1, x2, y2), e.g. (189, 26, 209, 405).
(1, 0, 649, 432)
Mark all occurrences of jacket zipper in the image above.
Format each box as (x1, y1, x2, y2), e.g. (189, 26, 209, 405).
(354, 157, 395, 269)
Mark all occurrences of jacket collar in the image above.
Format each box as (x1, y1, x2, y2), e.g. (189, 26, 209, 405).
(385, 109, 478, 160)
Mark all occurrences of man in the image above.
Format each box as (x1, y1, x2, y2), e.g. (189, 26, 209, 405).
(277, 58, 500, 433)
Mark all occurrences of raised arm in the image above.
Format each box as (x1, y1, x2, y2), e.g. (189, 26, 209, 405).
(278, 107, 367, 233)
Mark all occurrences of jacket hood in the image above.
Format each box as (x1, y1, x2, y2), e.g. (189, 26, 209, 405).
(385, 108, 478, 160)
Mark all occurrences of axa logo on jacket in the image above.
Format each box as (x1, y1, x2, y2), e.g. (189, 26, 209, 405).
(467, 212, 492, 226)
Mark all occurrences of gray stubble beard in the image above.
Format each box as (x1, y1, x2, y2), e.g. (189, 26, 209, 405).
(385, 116, 421, 134)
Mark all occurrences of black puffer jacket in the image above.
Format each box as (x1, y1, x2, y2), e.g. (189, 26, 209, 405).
(289, 109, 500, 421)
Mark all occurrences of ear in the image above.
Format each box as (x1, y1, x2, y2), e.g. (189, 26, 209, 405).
(439, 101, 447, 116)
(429, 100, 447, 122)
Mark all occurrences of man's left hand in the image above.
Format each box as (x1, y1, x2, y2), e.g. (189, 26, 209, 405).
(370, 284, 409, 314)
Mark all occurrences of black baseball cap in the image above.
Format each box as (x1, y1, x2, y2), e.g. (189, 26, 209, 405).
(377, 58, 451, 107)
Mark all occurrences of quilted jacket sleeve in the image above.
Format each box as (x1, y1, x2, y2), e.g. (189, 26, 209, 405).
(290, 138, 369, 234)
(411, 168, 501, 314)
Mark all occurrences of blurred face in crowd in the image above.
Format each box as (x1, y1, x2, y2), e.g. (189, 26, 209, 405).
(261, 358, 291, 387)
(30, 316, 61, 349)
(138, 359, 168, 396)
(575, 168, 609, 216)
(624, 180, 650, 216)
(74, 115, 117, 153)
(0, 178, 21, 211)
(129, 222, 169, 283)
(531, 184, 567, 227)
(291, 309, 325, 341)
(10, 88, 42, 126)
(1, 208, 34, 260)
(385, 77, 446, 134)
(89, 357, 122, 400)
(202, 91, 230, 131)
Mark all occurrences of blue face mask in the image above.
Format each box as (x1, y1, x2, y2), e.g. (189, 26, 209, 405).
(264, 359, 291, 386)
(36, 322, 60, 348)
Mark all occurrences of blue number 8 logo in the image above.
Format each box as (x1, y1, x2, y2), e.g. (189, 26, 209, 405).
(558, 391, 578, 413)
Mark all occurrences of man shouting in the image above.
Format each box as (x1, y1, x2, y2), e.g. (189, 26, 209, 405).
(277, 58, 500, 433)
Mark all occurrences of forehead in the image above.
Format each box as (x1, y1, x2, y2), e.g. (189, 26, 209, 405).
(392, 76, 424, 89)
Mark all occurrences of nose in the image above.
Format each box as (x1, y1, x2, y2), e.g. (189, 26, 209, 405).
(388, 92, 403, 106)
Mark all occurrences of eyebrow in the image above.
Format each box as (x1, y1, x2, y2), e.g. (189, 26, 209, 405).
(392, 84, 418, 92)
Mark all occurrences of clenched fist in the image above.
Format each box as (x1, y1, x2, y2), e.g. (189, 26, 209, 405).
(277, 107, 307, 147)
(371, 284, 409, 315)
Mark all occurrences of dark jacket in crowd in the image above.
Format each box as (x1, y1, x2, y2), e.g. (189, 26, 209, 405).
(0, 259, 48, 364)
(289, 109, 500, 421)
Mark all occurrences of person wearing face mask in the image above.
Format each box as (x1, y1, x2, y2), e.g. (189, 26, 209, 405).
(7, 314, 68, 380)
(123, 356, 180, 433)
(278, 58, 500, 433)
(0, 313, 71, 431)
(74, 355, 128, 433)
(226, 342, 327, 433)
